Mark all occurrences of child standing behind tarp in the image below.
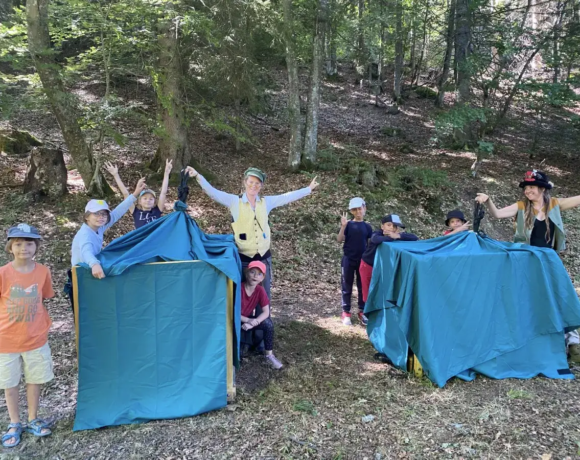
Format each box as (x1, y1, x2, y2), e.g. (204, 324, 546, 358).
(443, 209, 470, 236)
(104, 160, 173, 229)
(337, 197, 373, 326)
(0, 224, 54, 448)
(359, 214, 419, 304)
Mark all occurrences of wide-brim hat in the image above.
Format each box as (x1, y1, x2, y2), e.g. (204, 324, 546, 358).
(381, 214, 405, 228)
(7, 223, 41, 239)
(244, 167, 267, 183)
(445, 209, 466, 226)
(519, 170, 552, 190)
(85, 199, 110, 213)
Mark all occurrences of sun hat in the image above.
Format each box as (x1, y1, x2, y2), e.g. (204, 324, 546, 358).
(381, 214, 405, 228)
(85, 199, 110, 213)
(244, 167, 267, 183)
(445, 210, 467, 226)
(519, 170, 553, 190)
(348, 197, 365, 209)
(248, 261, 267, 274)
(7, 223, 41, 239)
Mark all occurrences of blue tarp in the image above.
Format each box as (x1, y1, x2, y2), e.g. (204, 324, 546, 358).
(365, 232, 580, 387)
(73, 202, 241, 430)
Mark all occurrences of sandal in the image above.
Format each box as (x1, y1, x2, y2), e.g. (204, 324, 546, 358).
(25, 419, 52, 437)
(2, 422, 23, 448)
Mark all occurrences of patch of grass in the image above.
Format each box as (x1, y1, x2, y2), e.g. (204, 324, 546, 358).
(415, 86, 438, 100)
(507, 389, 533, 399)
(292, 399, 317, 416)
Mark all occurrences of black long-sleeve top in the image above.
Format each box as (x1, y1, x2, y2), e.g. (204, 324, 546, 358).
(361, 229, 419, 266)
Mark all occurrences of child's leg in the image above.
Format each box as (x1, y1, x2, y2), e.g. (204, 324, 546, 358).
(5, 387, 20, 424)
(341, 256, 355, 313)
(0, 353, 23, 446)
(21, 343, 53, 431)
(359, 260, 373, 303)
(354, 261, 365, 312)
(253, 318, 275, 352)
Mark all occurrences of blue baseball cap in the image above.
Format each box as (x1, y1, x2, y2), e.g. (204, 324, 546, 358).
(7, 223, 42, 239)
(348, 197, 365, 209)
(139, 189, 156, 198)
(381, 214, 405, 228)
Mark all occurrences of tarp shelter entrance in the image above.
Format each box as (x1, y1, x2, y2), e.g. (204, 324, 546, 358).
(72, 202, 241, 431)
(365, 232, 580, 388)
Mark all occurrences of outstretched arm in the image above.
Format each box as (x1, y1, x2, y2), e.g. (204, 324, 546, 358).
(559, 195, 580, 211)
(476, 193, 518, 219)
(157, 159, 173, 211)
(104, 162, 134, 213)
(104, 178, 146, 231)
(265, 176, 320, 214)
(185, 166, 237, 208)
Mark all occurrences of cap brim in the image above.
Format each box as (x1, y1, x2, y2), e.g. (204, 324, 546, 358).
(8, 233, 41, 239)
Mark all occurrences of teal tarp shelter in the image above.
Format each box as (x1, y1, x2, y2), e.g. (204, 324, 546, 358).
(72, 202, 241, 431)
(365, 232, 580, 387)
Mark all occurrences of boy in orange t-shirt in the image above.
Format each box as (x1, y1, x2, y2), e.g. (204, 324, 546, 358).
(0, 224, 54, 448)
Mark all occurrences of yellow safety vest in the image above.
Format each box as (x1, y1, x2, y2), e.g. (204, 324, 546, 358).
(231, 198, 271, 258)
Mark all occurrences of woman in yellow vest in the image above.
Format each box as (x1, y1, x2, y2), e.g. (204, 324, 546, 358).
(185, 166, 319, 299)
(475, 169, 580, 363)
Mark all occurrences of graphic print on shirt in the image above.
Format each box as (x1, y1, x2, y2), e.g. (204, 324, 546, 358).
(136, 210, 157, 225)
(6, 283, 40, 322)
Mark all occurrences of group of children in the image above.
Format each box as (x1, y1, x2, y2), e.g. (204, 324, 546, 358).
(338, 199, 469, 326)
(1, 162, 288, 447)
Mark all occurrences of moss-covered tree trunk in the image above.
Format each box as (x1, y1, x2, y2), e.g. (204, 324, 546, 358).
(151, 9, 190, 173)
(26, 0, 112, 197)
(436, 0, 456, 107)
(283, 0, 303, 171)
(303, 0, 328, 167)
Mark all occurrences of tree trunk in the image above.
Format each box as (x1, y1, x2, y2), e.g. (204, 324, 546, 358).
(552, 0, 564, 83)
(303, 0, 328, 166)
(357, 0, 366, 69)
(23, 146, 68, 199)
(414, 1, 430, 85)
(455, 0, 471, 104)
(436, 0, 456, 107)
(26, 0, 112, 197)
(393, 0, 404, 102)
(152, 11, 190, 173)
(283, 0, 303, 170)
(325, 16, 338, 76)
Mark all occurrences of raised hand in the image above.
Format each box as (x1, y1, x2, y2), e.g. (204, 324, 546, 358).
(164, 159, 173, 176)
(103, 161, 119, 176)
(475, 193, 489, 204)
(185, 166, 198, 177)
(459, 221, 472, 232)
(132, 177, 147, 197)
(309, 176, 319, 191)
(340, 212, 348, 227)
(92, 263, 105, 279)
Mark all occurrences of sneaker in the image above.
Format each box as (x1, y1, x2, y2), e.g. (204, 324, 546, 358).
(358, 312, 368, 326)
(265, 354, 283, 369)
(341, 312, 352, 326)
(569, 344, 580, 364)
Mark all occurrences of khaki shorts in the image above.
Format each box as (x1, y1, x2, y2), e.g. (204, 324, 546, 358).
(0, 342, 54, 389)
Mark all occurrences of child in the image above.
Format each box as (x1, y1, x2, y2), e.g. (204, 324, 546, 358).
(0, 224, 54, 448)
(443, 210, 470, 235)
(337, 197, 373, 326)
(104, 159, 172, 229)
(70, 177, 146, 280)
(359, 214, 419, 303)
(241, 261, 282, 369)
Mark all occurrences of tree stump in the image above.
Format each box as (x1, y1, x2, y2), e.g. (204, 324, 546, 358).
(0, 129, 42, 155)
(23, 146, 68, 199)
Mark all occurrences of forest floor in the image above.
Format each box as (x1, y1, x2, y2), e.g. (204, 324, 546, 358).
(1, 64, 580, 459)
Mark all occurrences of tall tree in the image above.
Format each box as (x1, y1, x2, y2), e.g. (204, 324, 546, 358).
(393, 0, 404, 102)
(455, 0, 471, 103)
(26, 0, 112, 196)
(436, 0, 456, 107)
(303, 0, 328, 165)
(282, 0, 303, 170)
(152, 5, 190, 172)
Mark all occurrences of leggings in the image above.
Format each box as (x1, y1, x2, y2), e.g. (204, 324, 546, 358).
(248, 317, 275, 351)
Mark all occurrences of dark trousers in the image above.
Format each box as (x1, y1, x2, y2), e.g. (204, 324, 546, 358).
(249, 317, 275, 351)
(64, 269, 76, 321)
(341, 256, 364, 313)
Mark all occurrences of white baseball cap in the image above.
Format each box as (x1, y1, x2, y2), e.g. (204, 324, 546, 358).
(348, 197, 366, 209)
(85, 199, 110, 213)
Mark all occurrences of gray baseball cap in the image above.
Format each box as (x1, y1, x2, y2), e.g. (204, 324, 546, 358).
(7, 223, 41, 239)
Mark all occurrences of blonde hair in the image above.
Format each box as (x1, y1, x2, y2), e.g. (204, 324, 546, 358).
(523, 188, 552, 243)
(5, 238, 40, 255)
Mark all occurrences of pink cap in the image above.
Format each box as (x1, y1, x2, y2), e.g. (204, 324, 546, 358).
(248, 261, 267, 274)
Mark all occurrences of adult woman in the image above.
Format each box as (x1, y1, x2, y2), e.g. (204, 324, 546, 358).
(186, 166, 319, 299)
(475, 169, 580, 362)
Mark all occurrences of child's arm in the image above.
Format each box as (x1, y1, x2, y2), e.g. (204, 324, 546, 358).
(157, 159, 173, 212)
(42, 268, 55, 299)
(337, 213, 348, 243)
(80, 242, 105, 278)
(104, 162, 135, 214)
(371, 232, 395, 244)
(243, 305, 270, 330)
(399, 232, 419, 241)
(103, 178, 146, 231)
(444, 221, 471, 236)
